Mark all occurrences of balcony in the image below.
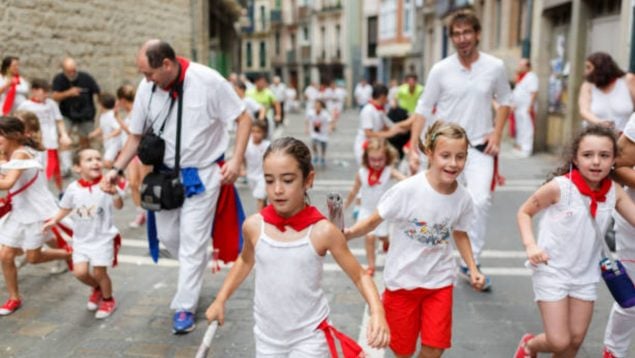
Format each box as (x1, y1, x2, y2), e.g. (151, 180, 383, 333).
(287, 50, 297, 64)
(270, 9, 282, 26)
(298, 5, 311, 21)
(319, 1, 342, 14)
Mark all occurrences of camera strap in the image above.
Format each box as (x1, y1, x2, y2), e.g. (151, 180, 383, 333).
(175, 79, 183, 173)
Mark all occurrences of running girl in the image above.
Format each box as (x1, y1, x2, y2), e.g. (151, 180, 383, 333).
(345, 122, 485, 357)
(206, 137, 390, 356)
(244, 120, 270, 211)
(0, 117, 71, 316)
(344, 137, 405, 276)
(306, 99, 332, 167)
(515, 125, 635, 358)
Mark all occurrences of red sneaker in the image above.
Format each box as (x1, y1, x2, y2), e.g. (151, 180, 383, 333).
(87, 288, 102, 311)
(513, 333, 536, 358)
(603, 347, 617, 358)
(95, 298, 116, 319)
(0, 298, 22, 316)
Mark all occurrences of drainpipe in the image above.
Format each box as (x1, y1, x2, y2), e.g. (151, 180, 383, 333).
(630, 0, 635, 72)
(521, 0, 533, 58)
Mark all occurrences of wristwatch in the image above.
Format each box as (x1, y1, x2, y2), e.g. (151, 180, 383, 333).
(112, 166, 125, 177)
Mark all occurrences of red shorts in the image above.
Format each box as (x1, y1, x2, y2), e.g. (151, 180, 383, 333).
(383, 285, 453, 354)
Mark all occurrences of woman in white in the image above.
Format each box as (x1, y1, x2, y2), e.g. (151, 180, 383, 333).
(579, 52, 635, 133)
(0, 56, 29, 115)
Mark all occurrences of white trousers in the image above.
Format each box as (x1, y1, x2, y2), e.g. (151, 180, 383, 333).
(156, 165, 221, 312)
(604, 230, 635, 357)
(459, 147, 494, 265)
(514, 107, 534, 156)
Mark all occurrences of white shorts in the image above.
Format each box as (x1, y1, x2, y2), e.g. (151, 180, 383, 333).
(254, 325, 329, 357)
(248, 177, 266, 200)
(532, 271, 597, 302)
(358, 207, 388, 237)
(103, 143, 120, 162)
(73, 242, 114, 267)
(0, 215, 51, 250)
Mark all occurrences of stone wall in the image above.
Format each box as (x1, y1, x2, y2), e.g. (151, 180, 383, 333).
(0, 0, 195, 93)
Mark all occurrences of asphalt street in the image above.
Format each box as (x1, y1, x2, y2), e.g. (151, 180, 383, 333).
(0, 108, 632, 357)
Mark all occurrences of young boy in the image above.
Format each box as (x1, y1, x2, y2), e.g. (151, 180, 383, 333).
(17, 78, 71, 195)
(43, 148, 123, 319)
(89, 93, 121, 169)
(243, 120, 270, 211)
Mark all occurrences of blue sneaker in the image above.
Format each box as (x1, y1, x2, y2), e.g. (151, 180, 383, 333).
(172, 311, 196, 334)
(459, 265, 492, 292)
(352, 206, 359, 221)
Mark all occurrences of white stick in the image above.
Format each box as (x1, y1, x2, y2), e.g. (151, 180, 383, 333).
(195, 321, 219, 358)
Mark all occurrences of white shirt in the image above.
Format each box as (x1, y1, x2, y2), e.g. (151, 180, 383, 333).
(354, 83, 372, 106)
(590, 77, 634, 132)
(99, 110, 121, 151)
(60, 181, 122, 250)
(377, 172, 474, 290)
(356, 103, 392, 141)
(512, 71, 538, 110)
(415, 52, 512, 145)
(307, 108, 331, 142)
(243, 97, 263, 119)
(244, 138, 270, 181)
(533, 176, 616, 285)
(129, 62, 245, 168)
(270, 83, 287, 102)
(0, 75, 29, 113)
(18, 99, 63, 149)
(359, 167, 393, 211)
(304, 86, 319, 111)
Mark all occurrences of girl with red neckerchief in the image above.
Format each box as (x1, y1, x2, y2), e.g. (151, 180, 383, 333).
(206, 137, 390, 357)
(516, 125, 635, 358)
(0, 117, 71, 316)
(44, 148, 124, 320)
(344, 138, 405, 276)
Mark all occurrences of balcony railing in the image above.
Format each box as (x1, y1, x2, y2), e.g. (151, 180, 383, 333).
(287, 50, 297, 63)
(270, 9, 282, 25)
(300, 45, 311, 62)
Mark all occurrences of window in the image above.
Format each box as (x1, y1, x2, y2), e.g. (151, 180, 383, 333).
(336, 25, 341, 59)
(368, 16, 378, 58)
(275, 32, 281, 55)
(403, 0, 413, 36)
(321, 26, 326, 59)
(259, 41, 266, 68)
(246, 42, 253, 68)
(303, 26, 310, 43)
(379, 0, 397, 40)
(260, 5, 266, 31)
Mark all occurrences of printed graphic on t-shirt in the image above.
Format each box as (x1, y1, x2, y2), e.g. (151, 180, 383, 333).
(403, 217, 451, 247)
(73, 205, 104, 220)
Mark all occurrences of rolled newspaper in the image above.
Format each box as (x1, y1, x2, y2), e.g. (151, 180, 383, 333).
(195, 320, 219, 358)
(326, 192, 345, 231)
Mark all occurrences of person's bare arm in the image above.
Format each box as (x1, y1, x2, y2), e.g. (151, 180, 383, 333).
(343, 173, 362, 209)
(221, 111, 252, 184)
(517, 180, 560, 265)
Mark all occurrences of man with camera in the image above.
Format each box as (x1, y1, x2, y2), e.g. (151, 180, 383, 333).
(103, 39, 251, 334)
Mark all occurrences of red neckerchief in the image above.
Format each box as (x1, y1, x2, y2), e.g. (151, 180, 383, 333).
(370, 100, 384, 112)
(566, 169, 612, 218)
(260, 204, 325, 232)
(2, 74, 20, 115)
(368, 167, 384, 187)
(516, 71, 528, 84)
(77, 176, 102, 193)
(161, 57, 190, 98)
(29, 96, 45, 104)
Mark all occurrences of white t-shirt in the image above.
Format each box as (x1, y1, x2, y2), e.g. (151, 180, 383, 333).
(512, 71, 539, 110)
(354, 83, 372, 106)
(415, 52, 512, 145)
(244, 97, 263, 119)
(18, 99, 63, 149)
(590, 77, 634, 132)
(129, 62, 245, 168)
(60, 181, 122, 251)
(304, 86, 319, 112)
(99, 110, 121, 151)
(244, 138, 270, 181)
(0, 76, 29, 113)
(377, 172, 474, 290)
(307, 109, 331, 142)
(356, 103, 392, 140)
(270, 83, 287, 102)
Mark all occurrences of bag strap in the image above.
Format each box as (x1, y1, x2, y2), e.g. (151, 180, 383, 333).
(174, 78, 183, 173)
(585, 198, 618, 271)
(7, 171, 39, 199)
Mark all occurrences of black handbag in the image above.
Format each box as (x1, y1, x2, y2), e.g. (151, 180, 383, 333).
(140, 81, 185, 211)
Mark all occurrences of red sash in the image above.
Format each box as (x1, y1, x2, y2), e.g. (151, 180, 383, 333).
(318, 319, 363, 358)
(45, 149, 62, 188)
(2, 75, 20, 115)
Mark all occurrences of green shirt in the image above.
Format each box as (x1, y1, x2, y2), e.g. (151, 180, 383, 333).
(246, 88, 276, 110)
(396, 83, 424, 114)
